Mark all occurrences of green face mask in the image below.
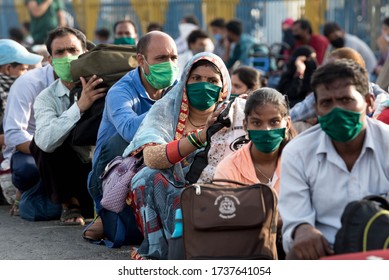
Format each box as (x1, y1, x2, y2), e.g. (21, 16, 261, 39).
(142, 57, 179, 90)
(52, 55, 79, 82)
(186, 82, 222, 111)
(229, 93, 240, 101)
(113, 37, 136, 45)
(318, 107, 363, 142)
(248, 128, 286, 153)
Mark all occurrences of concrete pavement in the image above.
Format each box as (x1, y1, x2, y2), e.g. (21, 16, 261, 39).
(0, 205, 132, 260)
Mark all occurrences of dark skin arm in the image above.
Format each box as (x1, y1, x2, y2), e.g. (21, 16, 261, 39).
(76, 75, 107, 113)
(16, 141, 32, 154)
(143, 105, 225, 169)
(286, 223, 334, 260)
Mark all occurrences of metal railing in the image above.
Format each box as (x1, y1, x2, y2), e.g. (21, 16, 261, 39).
(0, 0, 388, 52)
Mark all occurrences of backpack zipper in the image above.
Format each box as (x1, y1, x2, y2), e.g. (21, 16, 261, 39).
(194, 184, 201, 195)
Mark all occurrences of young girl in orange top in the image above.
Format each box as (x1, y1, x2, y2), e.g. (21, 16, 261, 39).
(214, 87, 296, 194)
(214, 87, 296, 259)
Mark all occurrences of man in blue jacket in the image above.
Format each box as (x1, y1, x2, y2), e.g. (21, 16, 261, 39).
(85, 31, 178, 240)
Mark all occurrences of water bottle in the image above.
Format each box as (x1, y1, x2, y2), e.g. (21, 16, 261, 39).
(171, 209, 183, 238)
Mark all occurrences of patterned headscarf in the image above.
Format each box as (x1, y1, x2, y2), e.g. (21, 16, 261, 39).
(123, 51, 231, 157)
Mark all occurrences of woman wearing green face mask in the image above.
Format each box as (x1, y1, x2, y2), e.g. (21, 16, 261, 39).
(214, 87, 296, 192)
(214, 88, 296, 259)
(122, 52, 231, 259)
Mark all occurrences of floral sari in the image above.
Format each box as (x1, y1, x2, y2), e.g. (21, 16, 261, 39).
(123, 52, 231, 259)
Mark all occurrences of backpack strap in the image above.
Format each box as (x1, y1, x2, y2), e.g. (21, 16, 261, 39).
(68, 86, 82, 107)
(185, 101, 233, 184)
(363, 195, 389, 210)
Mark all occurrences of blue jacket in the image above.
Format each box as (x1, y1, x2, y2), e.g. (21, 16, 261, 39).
(92, 67, 155, 164)
(226, 34, 257, 69)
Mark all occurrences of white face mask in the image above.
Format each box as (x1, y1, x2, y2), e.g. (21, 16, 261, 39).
(179, 23, 198, 38)
(205, 39, 215, 53)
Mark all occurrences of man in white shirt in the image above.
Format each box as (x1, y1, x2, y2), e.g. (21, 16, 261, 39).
(3, 65, 54, 216)
(0, 39, 43, 208)
(31, 27, 106, 225)
(279, 59, 389, 259)
(4, 65, 54, 161)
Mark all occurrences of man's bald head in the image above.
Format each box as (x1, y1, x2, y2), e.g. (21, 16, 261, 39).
(136, 31, 176, 57)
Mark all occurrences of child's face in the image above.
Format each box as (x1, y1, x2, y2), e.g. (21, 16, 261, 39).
(244, 103, 290, 131)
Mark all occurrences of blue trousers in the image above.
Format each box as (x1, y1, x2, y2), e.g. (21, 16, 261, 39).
(10, 151, 40, 192)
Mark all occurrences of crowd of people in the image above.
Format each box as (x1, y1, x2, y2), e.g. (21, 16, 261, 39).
(1, 0, 389, 261)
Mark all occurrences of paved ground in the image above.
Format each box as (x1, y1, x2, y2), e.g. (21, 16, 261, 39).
(0, 205, 132, 260)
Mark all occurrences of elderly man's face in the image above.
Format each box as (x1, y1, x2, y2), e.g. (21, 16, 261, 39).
(139, 33, 178, 74)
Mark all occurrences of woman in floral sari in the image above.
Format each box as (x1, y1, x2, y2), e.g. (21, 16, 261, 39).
(123, 52, 231, 259)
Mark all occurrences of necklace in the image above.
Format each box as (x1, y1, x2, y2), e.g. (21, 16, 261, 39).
(187, 116, 205, 128)
(254, 165, 273, 186)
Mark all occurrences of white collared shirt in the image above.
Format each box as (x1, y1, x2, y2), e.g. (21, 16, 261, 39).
(33, 79, 82, 153)
(3, 65, 54, 159)
(279, 118, 389, 252)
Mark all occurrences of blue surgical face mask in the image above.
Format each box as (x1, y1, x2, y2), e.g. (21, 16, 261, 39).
(214, 33, 223, 42)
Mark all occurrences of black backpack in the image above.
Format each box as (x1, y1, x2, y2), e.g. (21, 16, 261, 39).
(334, 195, 389, 254)
(185, 98, 249, 184)
(67, 44, 138, 146)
